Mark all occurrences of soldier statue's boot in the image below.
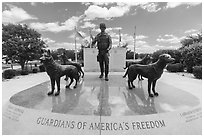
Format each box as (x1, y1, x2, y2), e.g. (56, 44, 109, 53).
(47, 91, 54, 96)
(105, 75, 109, 81)
(54, 91, 60, 96)
(99, 74, 103, 78)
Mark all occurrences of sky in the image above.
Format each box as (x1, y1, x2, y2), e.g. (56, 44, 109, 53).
(2, 1, 202, 53)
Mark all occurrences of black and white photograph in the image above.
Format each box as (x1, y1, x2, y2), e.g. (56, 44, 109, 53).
(2, 1, 202, 135)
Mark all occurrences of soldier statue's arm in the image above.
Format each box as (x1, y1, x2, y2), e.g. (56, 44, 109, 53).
(107, 35, 112, 51)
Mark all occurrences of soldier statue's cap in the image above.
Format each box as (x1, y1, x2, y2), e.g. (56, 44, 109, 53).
(99, 23, 106, 29)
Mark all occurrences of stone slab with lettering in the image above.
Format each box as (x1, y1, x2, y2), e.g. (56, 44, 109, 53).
(84, 48, 126, 72)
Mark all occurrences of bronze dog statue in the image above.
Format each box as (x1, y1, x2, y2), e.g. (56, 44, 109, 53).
(64, 59, 84, 78)
(123, 54, 152, 80)
(40, 50, 80, 96)
(127, 54, 175, 97)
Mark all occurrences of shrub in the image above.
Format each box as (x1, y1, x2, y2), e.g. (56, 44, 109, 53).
(166, 63, 184, 72)
(193, 66, 202, 79)
(39, 64, 45, 72)
(20, 70, 29, 75)
(2, 69, 16, 79)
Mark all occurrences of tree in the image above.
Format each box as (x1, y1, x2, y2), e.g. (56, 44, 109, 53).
(179, 32, 202, 73)
(180, 32, 202, 49)
(152, 49, 182, 63)
(56, 48, 75, 61)
(2, 24, 46, 70)
(181, 43, 202, 73)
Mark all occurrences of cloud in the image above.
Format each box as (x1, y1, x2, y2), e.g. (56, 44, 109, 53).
(166, 2, 201, 9)
(2, 4, 37, 24)
(140, 3, 161, 12)
(156, 34, 180, 44)
(82, 2, 91, 6)
(92, 2, 114, 6)
(80, 22, 96, 29)
(113, 32, 151, 52)
(62, 16, 81, 30)
(184, 29, 199, 34)
(128, 43, 180, 53)
(29, 16, 81, 32)
(116, 2, 148, 7)
(48, 42, 82, 50)
(30, 2, 37, 6)
(128, 42, 153, 53)
(84, 5, 130, 20)
(117, 2, 161, 13)
(42, 37, 56, 44)
(106, 27, 123, 32)
(30, 2, 54, 7)
(136, 35, 148, 39)
(30, 22, 64, 32)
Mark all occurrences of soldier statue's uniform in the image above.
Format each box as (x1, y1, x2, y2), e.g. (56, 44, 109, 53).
(92, 23, 112, 81)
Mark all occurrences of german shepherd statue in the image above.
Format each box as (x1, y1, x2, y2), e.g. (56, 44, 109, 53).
(40, 50, 80, 96)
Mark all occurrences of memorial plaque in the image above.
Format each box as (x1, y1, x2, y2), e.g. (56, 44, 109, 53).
(84, 48, 126, 72)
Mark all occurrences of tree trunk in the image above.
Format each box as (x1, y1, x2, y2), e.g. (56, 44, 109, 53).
(19, 59, 26, 70)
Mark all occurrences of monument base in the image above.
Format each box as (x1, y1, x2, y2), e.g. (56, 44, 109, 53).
(2, 73, 202, 135)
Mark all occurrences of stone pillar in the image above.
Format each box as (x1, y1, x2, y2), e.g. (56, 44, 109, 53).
(109, 48, 126, 72)
(84, 48, 99, 72)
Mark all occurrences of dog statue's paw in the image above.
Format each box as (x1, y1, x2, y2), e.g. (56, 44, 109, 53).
(149, 94, 154, 98)
(129, 87, 133, 90)
(122, 76, 126, 78)
(73, 86, 77, 89)
(47, 91, 54, 96)
(54, 92, 60, 96)
(154, 92, 159, 96)
(132, 85, 135, 88)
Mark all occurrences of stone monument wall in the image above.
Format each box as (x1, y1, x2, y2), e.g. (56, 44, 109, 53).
(84, 48, 126, 72)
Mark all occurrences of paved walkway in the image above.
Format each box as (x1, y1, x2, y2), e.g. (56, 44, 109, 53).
(2, 72, 49, 106)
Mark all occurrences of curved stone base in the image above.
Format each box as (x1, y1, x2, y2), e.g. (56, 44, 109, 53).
(2, 74, 202, 135)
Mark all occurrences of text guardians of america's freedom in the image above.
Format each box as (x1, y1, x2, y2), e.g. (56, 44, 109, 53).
(36, 117, 166, 131)
(4, 103, 202, 133)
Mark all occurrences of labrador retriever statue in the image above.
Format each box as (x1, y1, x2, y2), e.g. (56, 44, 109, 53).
(127, 54, 175, 97)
